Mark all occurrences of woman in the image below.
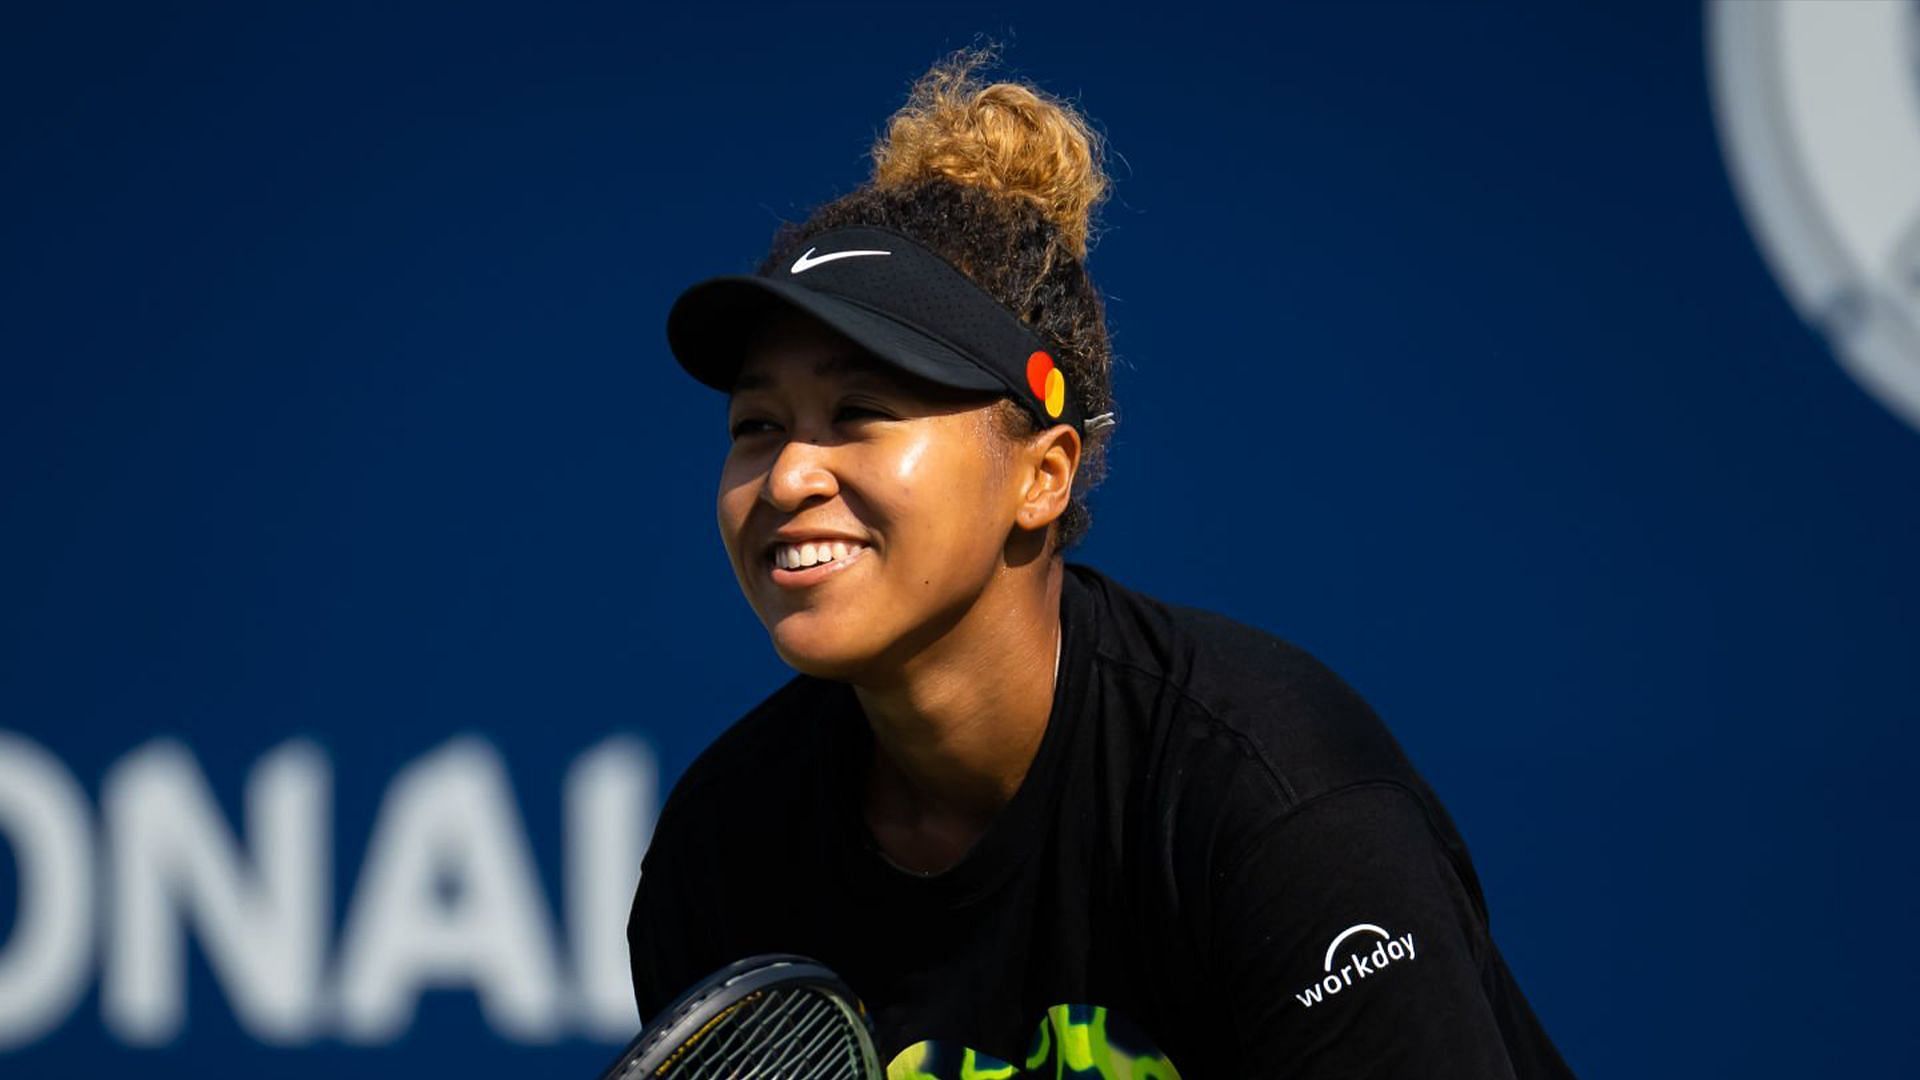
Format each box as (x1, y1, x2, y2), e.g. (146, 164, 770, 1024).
(628, 47, 1576, 1079)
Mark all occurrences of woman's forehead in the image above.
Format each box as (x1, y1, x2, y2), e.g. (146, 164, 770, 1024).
(731, 349, 894, 395)
(730, 313, 1000, 409)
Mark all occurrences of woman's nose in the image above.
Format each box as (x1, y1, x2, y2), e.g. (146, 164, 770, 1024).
(761, 437, 839, 511)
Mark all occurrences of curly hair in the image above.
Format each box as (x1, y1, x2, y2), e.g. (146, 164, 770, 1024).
(754, 43, 1118, 556)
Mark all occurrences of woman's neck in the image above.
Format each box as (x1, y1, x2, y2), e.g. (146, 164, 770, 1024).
(852, 559, 1065, 872)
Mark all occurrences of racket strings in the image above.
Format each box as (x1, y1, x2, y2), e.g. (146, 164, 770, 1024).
(667, 985, 865, 1078)
(747, 994, 856, 1076)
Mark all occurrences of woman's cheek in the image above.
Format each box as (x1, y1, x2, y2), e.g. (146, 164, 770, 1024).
(714, 491, 744, 566)
(889, 432, 932, 486)
(715, 459, 763, 548)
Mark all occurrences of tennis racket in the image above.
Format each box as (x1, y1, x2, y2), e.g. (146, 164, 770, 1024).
(596, 954, 883, 1080)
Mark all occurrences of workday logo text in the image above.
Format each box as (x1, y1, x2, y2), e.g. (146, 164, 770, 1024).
(1294, 923, 1418, 1008)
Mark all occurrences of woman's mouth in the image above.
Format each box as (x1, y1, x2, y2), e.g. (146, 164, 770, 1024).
(767, 540, 869, 587)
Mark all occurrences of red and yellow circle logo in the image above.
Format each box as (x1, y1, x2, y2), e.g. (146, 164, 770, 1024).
(1025, 350, 1066, 419)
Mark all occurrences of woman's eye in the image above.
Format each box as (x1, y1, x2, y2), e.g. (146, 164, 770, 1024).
(729, 406, 887, 440)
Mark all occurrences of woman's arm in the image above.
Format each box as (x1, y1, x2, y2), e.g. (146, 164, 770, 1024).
(624, 795, 721, 1025)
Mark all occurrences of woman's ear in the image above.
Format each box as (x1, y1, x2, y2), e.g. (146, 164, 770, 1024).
(1014, 424, 1081, 532)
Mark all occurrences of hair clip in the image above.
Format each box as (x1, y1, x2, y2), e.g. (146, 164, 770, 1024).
(1085, 411, 1117, 433)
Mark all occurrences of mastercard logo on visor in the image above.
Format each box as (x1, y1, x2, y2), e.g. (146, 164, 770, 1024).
(1025, 351, 1066, 419)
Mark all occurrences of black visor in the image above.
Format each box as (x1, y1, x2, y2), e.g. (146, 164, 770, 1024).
(665, 224, 1090, 435)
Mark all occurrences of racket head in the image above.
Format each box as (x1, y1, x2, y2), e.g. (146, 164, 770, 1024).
(598, 954, 880, 1080)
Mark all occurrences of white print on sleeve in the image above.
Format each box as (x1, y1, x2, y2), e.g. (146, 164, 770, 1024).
(1292, 923, 1418, 1008)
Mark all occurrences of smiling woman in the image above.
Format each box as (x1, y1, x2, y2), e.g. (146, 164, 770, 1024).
(626, 43, 1576, 1079)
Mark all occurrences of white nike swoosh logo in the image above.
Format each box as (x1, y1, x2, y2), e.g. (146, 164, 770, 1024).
(790, 246, 891, 274)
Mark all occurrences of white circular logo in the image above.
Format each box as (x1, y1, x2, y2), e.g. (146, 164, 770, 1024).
(1707, 0, 1920, 432)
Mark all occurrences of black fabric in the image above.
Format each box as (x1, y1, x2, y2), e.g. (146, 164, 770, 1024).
(627, 562, 1577, 1078)
(665, 224, 1088, 434)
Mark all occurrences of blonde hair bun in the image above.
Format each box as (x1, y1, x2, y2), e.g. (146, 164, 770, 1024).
(870, 43, 1110, 260)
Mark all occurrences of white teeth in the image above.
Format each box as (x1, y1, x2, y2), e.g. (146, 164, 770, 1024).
(773, 540, 865, 570)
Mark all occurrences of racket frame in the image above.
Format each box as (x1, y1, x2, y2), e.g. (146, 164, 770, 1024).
(598, 953, 879, 1080)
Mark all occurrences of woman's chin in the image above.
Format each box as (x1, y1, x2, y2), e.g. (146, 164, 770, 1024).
(767, 622, 874, 680)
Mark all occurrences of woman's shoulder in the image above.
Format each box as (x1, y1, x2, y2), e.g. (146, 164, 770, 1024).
(1070, 563, 1429, 811)
(1071, 564, 1487, 925)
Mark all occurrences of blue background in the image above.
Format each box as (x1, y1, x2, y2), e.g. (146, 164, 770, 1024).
(3, 1, 1916, 1076)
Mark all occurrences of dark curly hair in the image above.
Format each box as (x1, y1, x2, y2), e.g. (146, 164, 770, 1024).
(752, 44, 1117, 556)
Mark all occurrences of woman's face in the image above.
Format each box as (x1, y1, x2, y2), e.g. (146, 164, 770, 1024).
(717, 313, 1023, 680)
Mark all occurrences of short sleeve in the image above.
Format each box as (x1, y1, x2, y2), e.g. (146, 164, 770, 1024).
(1204, 781, 1519, 1079)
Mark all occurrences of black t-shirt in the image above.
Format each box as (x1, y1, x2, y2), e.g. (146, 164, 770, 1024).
(627, 562, 1576, 1078)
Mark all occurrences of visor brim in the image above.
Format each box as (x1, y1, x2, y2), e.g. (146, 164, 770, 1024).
(666, 276, 1012, 397)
